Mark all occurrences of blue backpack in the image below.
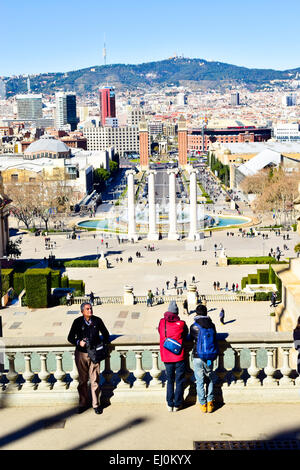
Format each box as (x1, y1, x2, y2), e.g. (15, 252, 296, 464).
(193, 323, 218, 362)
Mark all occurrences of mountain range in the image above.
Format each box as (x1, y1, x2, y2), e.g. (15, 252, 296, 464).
(4, 57, 300, 96)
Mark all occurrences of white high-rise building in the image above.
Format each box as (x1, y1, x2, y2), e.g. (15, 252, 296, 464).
(127, 108, 144, 126)
(55, 92, 77, 131)
(83, 124, 142, 156)
(16, 94, 43, 120)
(281, 94, 297, 107)
(177, 92, 187, 106)
(274, 123, 300, 142)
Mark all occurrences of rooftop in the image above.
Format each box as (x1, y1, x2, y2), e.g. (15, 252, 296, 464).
(24, 135, 70, 155)
(217, 141, 300, 154)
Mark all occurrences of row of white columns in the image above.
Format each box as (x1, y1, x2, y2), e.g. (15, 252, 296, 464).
(126, 167, 199, 241)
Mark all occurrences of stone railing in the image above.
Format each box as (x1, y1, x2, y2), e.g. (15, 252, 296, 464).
(71, 295, 123, 305)
(0, 332, 299, 407)
(71, 292, 254, 306)
(18, 288, 254, 309)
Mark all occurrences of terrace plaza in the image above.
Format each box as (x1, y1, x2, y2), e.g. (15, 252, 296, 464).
(1, 179, 300, 451)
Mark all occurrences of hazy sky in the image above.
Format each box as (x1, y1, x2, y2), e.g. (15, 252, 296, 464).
(2, 0, 299, 76)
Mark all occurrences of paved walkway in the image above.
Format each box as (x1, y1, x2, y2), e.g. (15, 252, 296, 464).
(10, 226, 300, 299)
(3, 215, 300, 451)
(1, 300, 273, 339)
(1, 403, 300, 450)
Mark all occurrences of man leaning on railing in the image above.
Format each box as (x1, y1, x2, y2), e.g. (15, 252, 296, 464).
(67, 301, 110, 415)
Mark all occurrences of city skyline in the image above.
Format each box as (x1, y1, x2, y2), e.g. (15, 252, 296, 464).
(2, 0, 300, 76)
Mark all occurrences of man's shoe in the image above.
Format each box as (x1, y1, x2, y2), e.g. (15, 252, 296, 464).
(77, 406, 88, 414)
(94, 406, 103, 415)
(167, 406, 173, 412)
(200, 403, 207, 413)
(207, 401, 214, 413)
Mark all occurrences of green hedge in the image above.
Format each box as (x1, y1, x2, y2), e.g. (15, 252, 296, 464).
(1, 269, 14, 294)
(248, 274, 258, 284)
(254, 292, 272, 301)
(61, 275, 69, 288)
(13, 272, 25, 296)
(228, 256, 285, 265)
(268, 264, 276, 283)
(257, 269, 269, 284)
(54, 259, 98, 268)
(24, 269, 51, 308)
(63, 259, 98, 267)
(241, 277, 248, 289)
(69, 279, 85, 295)
(50, 270, 61, 288)
(241, 264, 282, 301)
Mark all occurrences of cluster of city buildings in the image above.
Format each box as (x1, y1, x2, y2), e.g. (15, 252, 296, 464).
(0, 79, 299, 200)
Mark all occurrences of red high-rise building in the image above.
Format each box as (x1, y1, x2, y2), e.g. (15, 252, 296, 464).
(139, 120, 149, 168)
(99, 87, 116, 126)
(178, 116, 188, 167)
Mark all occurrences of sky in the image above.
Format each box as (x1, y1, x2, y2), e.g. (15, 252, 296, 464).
(1, 0, 300, 76)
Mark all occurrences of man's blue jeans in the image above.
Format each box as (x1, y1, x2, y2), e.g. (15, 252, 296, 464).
(193, 357, 214, 405)
(164, 360, 186, 408)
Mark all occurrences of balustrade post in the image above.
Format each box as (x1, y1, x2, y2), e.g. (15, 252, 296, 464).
(133, 351, 146, 387)
(279, 347, 293, 386)
(247, 349, 260, 386)
(102, 353, 114, 386)
(68, 351, 79, 390)
(149, 350, 162, 386)
(263, 348, 277, 386)
(215, 349, 228, 386)
(117, 351, 130, 388)
(231, 348, 244, 387)
(22, 352, 35, 390)
(53, 352, 66, 389)
(38, 352, 51, 390)
(6, 353, 19, 391)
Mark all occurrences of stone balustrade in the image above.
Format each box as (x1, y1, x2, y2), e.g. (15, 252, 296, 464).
(72, 295, 123, 305)
(0, 332, 299, 407)
(71, 292, 254, 307)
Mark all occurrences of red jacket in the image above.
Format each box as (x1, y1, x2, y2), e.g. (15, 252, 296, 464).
(158, 312, 188, 363)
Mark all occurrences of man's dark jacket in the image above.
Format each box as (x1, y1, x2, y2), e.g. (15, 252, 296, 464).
(67, 315, 110, 353)
(189, 315, 217, 359)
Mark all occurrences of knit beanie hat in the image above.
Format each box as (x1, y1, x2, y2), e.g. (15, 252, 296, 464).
(196, 304, 207, 316)
(168, 301, 179, 315)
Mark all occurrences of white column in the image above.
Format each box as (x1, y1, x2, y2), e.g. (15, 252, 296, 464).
(167, 169, 179, 240)
(188, 168, 199, 240)
(147, 170, 159, 240)
(126, 169, 138, 242)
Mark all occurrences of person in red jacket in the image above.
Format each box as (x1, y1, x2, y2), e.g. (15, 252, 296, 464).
(158, 301, 188, 412)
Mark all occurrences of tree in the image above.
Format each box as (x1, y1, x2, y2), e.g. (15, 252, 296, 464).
(109, 160, 119, 175)
(34, 180, 78, 232)
(7, 237, 22, 258)
(94, 167, 110, 191)
(5, 183, 37, 229)
(241, 168, 299, 224)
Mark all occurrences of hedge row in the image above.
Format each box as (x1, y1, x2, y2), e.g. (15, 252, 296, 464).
(1, 269, 14, 294)
(54, 259, 98, 268)
(228, 256, 286, 265)
(242, 265, 282, 301)
(24, 269, 51, 308)
(1, 266, 85, 307)
(254, 292, 273, 301)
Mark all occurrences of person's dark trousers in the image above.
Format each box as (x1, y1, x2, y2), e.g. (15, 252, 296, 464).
(164, 360, 186, 408)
